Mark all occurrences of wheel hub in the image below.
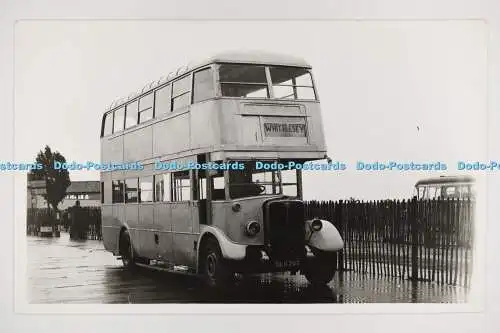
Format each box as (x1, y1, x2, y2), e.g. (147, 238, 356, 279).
(206, 253, 217, 277)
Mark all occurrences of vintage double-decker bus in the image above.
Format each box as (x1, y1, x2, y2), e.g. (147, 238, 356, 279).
(100, 51, 344, 287)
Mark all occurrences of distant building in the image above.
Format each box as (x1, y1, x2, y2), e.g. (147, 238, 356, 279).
(59, 181, 101, 209)
(27, 176, 100, 210)
(27, 179, 49, 209)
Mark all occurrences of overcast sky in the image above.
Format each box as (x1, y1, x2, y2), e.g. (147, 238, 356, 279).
(14, 20, 487, 200)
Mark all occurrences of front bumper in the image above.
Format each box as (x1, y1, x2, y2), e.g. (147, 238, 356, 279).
(228, 245, 319, 273)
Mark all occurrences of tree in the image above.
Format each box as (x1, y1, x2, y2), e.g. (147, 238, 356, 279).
(29, 145, 71, 213)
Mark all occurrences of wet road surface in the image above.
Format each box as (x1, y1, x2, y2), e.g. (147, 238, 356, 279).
(27, 233, 470, 304)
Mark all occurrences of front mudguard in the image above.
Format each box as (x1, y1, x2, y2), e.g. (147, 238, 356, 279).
(197, 225, 247, 262)
(305, 219, 344, 252)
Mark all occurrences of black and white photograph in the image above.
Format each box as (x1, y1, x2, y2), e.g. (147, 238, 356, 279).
(13, 19, 488, 310)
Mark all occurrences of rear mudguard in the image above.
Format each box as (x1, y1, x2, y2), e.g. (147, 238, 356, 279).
(305, 219, 344, 251)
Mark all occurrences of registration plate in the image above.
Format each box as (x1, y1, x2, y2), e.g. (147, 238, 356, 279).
(274, 260, 300, 269)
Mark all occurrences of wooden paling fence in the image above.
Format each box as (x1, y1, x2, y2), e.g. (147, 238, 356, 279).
(27, 208, 55, 236)
(78, 207, 103, 240)
(304, 199, 474, 287)
(27, 207, 102, 240)
(27, 200, 473, 286)
(27, 208, 54, 226)
(86, 223, 103, 240)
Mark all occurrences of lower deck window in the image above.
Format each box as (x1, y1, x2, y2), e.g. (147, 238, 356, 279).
(112, 180, 124, 203)
(154, 174, 171, 202)
(125, 178, 138, 203)
(172, 171, 191, 201)
(139, 176, 153, 202)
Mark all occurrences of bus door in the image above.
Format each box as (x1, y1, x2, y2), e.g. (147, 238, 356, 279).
(170, 170, 198, 271)
(193, 155, 227, 228)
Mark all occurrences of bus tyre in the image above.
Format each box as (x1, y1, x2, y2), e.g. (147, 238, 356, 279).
(303, 251, 337, 285)
(119, 230, 136, 270)
(201, 238, 232, 288)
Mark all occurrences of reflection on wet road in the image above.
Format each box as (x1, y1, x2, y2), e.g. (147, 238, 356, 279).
(27, 233, 469, 304)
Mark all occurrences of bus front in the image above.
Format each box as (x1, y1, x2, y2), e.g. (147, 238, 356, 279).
(196, 55, 344, 286)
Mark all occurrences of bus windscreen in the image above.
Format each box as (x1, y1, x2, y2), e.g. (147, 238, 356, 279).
(228, 161, 298, 199)
(218, 64, 316, 100)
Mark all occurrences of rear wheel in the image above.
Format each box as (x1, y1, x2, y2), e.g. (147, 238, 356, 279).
(119, 230, 136, 270)
(200, 238, 233, 288)
(303, 250, 337, 285)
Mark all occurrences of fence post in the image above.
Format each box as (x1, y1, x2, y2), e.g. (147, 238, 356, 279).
(410, 197, 418, 281)
(337, 200, 344, 272)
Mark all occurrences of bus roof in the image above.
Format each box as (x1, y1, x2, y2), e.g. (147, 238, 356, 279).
(415, 175, 476, 187)
(105, 51, 312, 112)
(195, 50, 311, 69)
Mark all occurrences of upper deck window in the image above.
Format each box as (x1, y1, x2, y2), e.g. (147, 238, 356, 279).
(155, 84, 172, 115)
(269, 67, 316, 100)
(219, 64, 269, 98)
(172, 76, 191, 111)
(193, 68, 215, 103)
(102, 112, 113, 137)
(125, 100, 139, 129)
(113, 107, 125, 133)
(138, 93, 154, 123)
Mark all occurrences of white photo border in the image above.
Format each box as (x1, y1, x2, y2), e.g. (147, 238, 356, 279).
(1, 2, 498, 332)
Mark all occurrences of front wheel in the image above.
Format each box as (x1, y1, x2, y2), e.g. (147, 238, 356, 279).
(200, 238, 233, 288)
(302, 250, 338, 285)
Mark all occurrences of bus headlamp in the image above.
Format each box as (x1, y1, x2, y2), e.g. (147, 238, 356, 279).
(245, 221, 261, 237)
(311, 219, 323, 232)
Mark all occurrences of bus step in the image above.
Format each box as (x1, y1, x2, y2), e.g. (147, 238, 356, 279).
(135, 262, 197, 276)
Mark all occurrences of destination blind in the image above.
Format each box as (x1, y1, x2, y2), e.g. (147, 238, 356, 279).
(262, 117, 307, 137)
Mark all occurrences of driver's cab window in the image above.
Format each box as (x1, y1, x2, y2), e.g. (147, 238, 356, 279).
(229, 167, 263, 199)
(252, 170, 280, 195)
(228, 161, 282, 199)
(280, 169, 298, 197)
(211, 169, 225, 200)
(198, 165, 226, 201)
